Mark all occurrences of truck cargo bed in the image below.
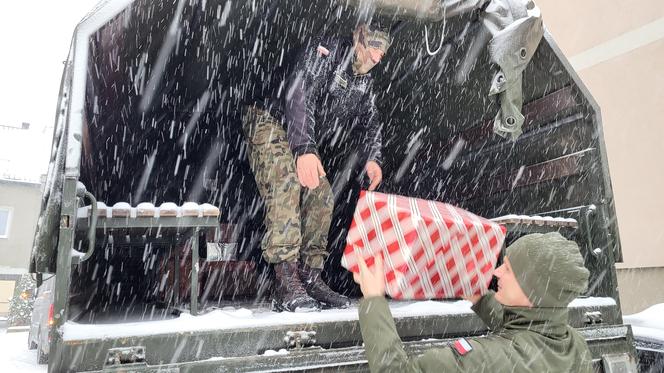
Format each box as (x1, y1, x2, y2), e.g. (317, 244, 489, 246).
(30, 0, 635, 371)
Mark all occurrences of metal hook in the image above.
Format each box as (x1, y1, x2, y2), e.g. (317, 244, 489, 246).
(424, 6, 447, 56)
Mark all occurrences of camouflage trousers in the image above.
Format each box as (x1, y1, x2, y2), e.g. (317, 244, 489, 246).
(242, 106, 333, 269)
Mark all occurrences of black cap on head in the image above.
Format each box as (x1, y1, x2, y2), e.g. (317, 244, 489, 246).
(357, 20, 392, 54)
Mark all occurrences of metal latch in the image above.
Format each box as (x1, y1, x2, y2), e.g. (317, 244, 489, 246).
(601, 353, 637, 373)
(60, 215, 71, 229)
(584, 311, 603, 325)
(205, 242, 238, 261)
(104, 346, 146, 366)
(284, 331, 317, 349)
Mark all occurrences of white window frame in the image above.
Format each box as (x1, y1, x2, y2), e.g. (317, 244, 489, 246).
(0, 206, 13, 239)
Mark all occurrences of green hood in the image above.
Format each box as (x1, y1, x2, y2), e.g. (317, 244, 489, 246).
(506, 232, 590, 307)
(502, 305, 569, 337)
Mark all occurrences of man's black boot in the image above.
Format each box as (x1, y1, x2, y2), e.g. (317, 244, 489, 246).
(272, 262, 320, 312)
(298, 263, 351, 309)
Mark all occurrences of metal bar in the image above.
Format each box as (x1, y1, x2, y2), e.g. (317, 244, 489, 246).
(544, 34, 624, 263)
(583, 205, 597, 254)
(80, 191, 98, 262)
(491, 215, 578, 229)
(174, 240, 180, 307)
(191, 228, 200, 316)
(49, 177, 78, 373)
(76, 216, 219, 230)
(495, 224, 577, 236)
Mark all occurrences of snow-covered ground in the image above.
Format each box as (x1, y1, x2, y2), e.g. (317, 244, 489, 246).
(0, 332, 45, 373)
(624, 303, 664, 343)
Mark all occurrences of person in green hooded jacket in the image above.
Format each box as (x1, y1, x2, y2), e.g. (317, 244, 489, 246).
(352, 232, 594, 372)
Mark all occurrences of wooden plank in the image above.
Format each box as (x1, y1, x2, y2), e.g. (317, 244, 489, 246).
(444, 86, 579, 149)
(464, 148, 594, 201)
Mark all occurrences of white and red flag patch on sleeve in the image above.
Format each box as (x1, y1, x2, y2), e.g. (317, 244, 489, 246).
(341, 191, 506, 300)
(452, 338, 473, 356)
(316, 45, 330, 56)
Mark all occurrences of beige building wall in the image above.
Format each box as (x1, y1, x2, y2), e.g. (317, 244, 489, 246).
(0, 280, 16, 315)
(536, 1, 664, 314)
(0, 180, 42, 271)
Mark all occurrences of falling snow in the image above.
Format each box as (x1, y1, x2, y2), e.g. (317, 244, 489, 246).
(21, 0, 643, 371)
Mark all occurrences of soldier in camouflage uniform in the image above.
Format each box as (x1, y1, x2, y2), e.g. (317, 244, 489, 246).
(243, 22, 392, 312)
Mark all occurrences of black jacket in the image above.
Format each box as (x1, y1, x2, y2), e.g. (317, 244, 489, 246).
(268, 37, 383, 164)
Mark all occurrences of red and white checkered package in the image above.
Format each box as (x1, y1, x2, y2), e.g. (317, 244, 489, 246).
(342, 191, 506, 300)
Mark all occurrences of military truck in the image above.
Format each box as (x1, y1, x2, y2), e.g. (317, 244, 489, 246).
(30, 0, 639, 371)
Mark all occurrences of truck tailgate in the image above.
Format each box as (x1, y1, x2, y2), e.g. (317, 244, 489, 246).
(58, 297, 621, 372)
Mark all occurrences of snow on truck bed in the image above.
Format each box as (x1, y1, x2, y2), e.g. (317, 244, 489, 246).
(61, 297, 616, 341)
(62, 300, 474, 341)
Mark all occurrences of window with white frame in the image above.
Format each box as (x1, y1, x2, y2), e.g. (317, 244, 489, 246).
(0, 207, 12, 239)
